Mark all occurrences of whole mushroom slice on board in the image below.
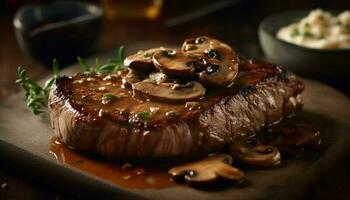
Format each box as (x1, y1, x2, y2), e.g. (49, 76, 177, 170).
(124, 47, 168, 72)
(198, 58, 239, 87)
(275, 123, 321, 156)
(230, 138, 281, 168)
(132, 80, 206, 103)
(169, 154, 245, 187)
(152, 49, 203, 77)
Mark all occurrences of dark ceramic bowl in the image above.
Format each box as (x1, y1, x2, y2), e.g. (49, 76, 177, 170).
(258, 10, 350, 77)
(13, 1, 103, 66)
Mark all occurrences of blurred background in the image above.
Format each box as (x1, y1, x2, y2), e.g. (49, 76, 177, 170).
(0, 0, 350, 199)
(1, 0, 350, 97)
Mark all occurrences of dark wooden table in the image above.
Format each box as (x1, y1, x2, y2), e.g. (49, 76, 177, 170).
(1, 1, 350, 199)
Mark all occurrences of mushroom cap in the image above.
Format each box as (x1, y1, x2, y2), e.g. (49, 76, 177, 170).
(124, 36, 242, 102)
(198, 58, 239, 86)
(230, 138, 281, 168)
(132, 80, 206, 103)
(152, 49, 199, 77)
(182, 36, 235, 57)
(182, 36, 239, 86)
(124, 47, 168, 71)
(169, 154, 245, 187)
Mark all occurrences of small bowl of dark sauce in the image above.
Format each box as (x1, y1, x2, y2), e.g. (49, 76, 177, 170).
(13, 1, 103, 66)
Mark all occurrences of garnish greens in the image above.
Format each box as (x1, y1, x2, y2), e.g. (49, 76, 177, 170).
(143, 51, 150, 58)
(16, 59, 59, 115)
(136, 111, 151, 120)
(16, 46, 126, 115)
(302, 31, 314, 38)
(290, 28, 300, 37)
(101, 93, 119, 104)
(78, 46, 125, 74)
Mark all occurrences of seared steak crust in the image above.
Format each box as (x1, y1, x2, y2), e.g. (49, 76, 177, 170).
(48, 59, 304, 159)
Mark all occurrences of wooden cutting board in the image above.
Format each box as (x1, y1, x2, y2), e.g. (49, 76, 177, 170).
(0, 46, 350, 200)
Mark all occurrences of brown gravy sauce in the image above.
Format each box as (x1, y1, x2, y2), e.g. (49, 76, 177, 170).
(49, 116, 320, 189)
(50, 138, 176, 189)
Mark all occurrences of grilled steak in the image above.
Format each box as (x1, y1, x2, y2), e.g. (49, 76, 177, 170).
(48, 37, 304, 159)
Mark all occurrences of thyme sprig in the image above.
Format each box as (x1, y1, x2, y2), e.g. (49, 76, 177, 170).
(16, 59, 59, 115)
(16, 46, 126, 115)
(77, 46, 125, 74)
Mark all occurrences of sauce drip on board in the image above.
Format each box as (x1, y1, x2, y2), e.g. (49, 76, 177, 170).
(49, 137, 176, 189)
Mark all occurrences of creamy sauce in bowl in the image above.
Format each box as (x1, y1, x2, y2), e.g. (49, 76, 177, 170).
(277, 9, 350, 49)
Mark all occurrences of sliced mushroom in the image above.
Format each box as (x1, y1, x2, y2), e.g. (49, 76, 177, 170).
(275, 123, 321, 156)
(124, 47, 167, 71)
(169, 154, 244, 187)
(132, 80, 205, 102)
(182, 37, 239, 86)
(198, 58, 239, 86)
(182, 36, 235, 58)
(230, 138, 281, 168)
(152, 49, 202, 76)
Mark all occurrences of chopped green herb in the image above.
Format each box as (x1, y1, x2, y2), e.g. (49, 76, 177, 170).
(290, 28, 300, 37)
(137, 111, 151, 120)
(304, 22, 310, 28)
(302, 31, 314, 38)
(143, 51, 150, 58)
(102, 93, 119, 104)
(336, 20, 342, 26)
